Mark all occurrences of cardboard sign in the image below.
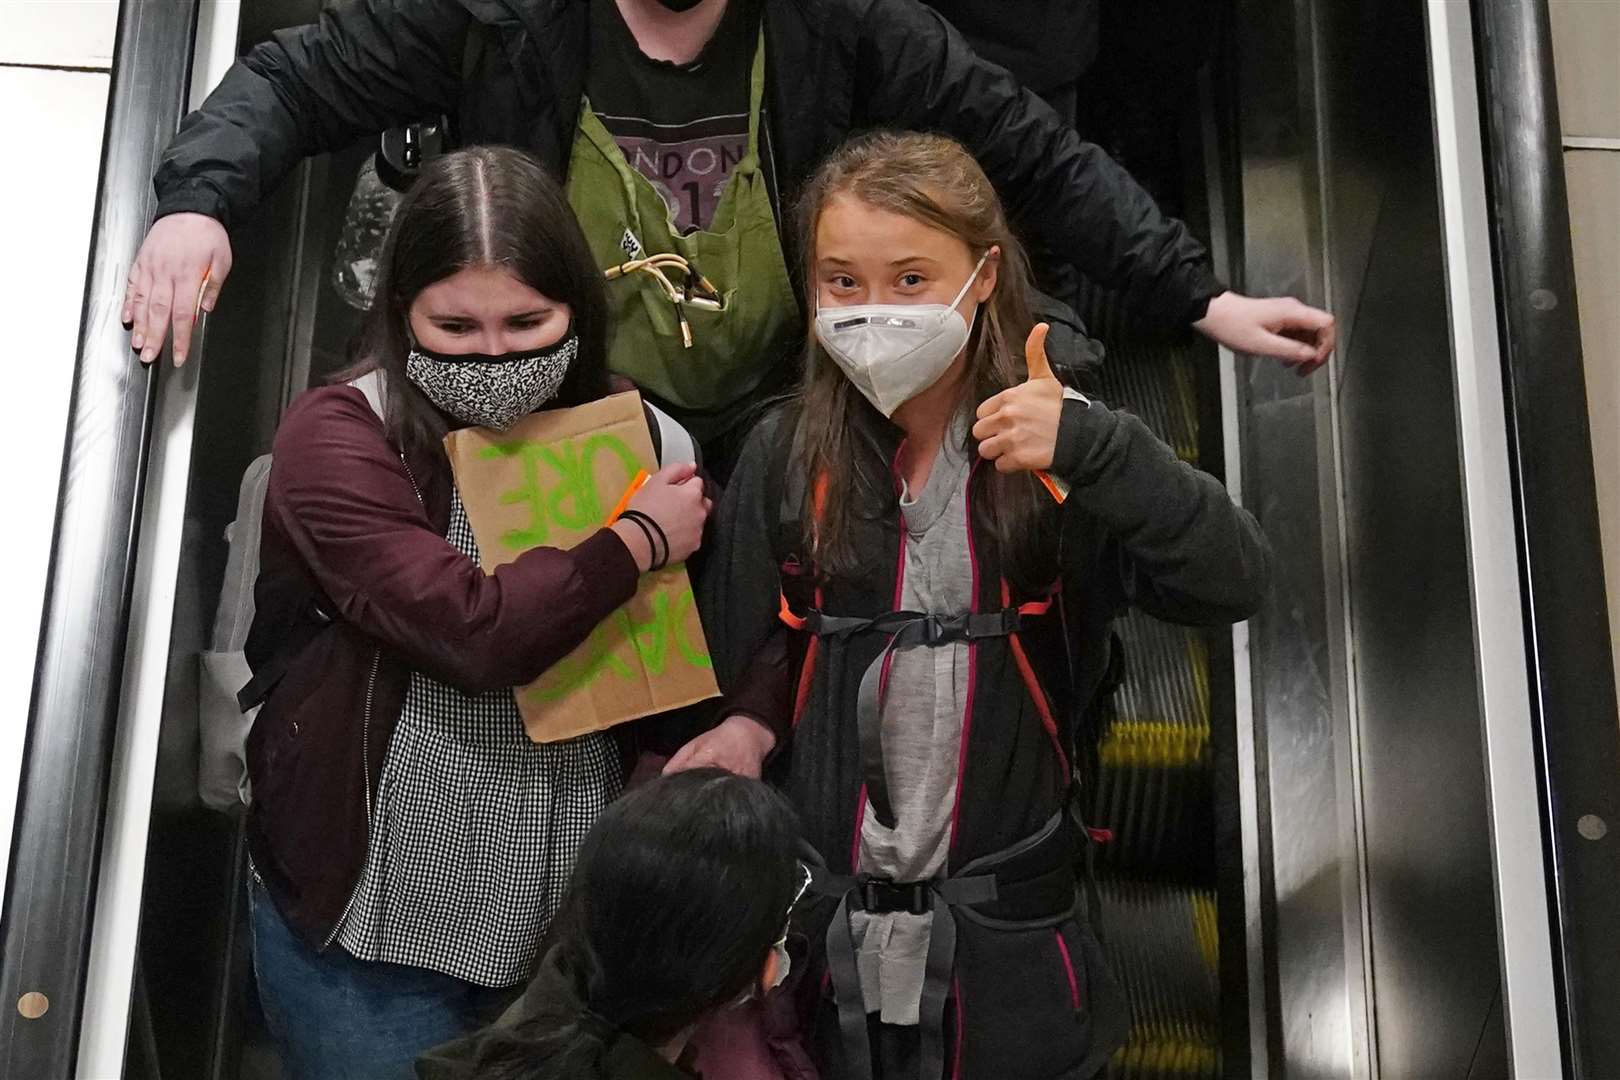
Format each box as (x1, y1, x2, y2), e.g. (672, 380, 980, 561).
(444, 391, 718, 743)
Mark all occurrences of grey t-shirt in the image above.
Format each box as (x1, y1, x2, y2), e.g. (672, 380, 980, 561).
(850, 425, 975, 1024)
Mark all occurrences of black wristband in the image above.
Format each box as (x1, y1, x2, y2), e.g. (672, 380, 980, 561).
(617, 513, 658, 572)
(620, 509, 669, 571)
(646, 512, 671, 570)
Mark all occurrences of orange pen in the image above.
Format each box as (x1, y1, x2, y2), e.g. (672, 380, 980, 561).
(1035, 469, 1070, 504)
(195, 267, 212, 317)
(604, 469, 651, 525)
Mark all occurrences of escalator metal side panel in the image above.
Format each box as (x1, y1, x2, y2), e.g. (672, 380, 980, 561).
(0, 1, 201, 1075)
(1200, 57, 1269, 1077)
(1231, 0, 1375, 1075)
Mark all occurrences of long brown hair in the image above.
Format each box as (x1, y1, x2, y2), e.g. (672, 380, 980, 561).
(341, 146, 611, 459)
(790, 131, 1050, 587)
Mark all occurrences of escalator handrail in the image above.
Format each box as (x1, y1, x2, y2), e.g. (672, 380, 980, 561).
(0, 0, 202, 1074)
(1471, 2, 1620, 1075)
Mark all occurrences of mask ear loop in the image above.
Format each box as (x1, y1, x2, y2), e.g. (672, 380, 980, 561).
(947, 250, 994, 349)
(766, 861, 813, 996)
(949, 250, 993, 312)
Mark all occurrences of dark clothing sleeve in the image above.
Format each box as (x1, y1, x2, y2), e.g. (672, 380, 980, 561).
(1051, 397, 1272, 624)
(724, 629, 796, 746)
(853, 1, 1226, 327)
(266, 387, 640, 694)
(921, 0, 1098, 95)
(154, 0, 1222, 332)
(698, 415, 797, 747)
(153, 0, 468, 228)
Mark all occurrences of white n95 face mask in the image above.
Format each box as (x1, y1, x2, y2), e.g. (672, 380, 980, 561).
(814, 252, 989, 418)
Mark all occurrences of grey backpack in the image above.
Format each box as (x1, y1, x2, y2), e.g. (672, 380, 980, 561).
(196, 372, 387, 812)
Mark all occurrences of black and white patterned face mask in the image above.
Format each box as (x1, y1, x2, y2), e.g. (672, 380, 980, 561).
(405, 333, 578, 431)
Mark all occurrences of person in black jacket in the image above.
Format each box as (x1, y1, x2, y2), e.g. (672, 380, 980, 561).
(123, 0, 1334, 470)
(923, 0, 1097, 122)
(669, 131, 1270, 1078)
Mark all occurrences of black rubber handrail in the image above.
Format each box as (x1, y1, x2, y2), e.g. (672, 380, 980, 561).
(1471, 1, 1620, 1075)
(0, 0, 200, 1074)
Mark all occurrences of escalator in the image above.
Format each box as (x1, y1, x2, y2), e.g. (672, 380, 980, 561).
(4, 2, 1618, 1079)
(1088, 336, 1230, 1079)
(1060, 13, 1241, 1072)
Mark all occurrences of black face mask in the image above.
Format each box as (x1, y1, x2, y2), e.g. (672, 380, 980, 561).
(654, 0, 707, 10)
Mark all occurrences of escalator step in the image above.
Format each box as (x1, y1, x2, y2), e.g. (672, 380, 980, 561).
(1085, 610, 1214, 880)
(1099, 720, 1209, 771)
(1095, 338, 1202, 465)
(1099, 882, 1222, 1080)
(1076, 289, 1228, 1076)
(1106, 612, 1211, 739)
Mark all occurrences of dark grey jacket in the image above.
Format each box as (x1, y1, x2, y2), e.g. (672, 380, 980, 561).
(699, 394, 1269, 1076)
(154, 0, 1223, 329)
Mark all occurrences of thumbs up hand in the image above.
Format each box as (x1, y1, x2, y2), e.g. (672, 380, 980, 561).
(972, 323, 1066, 474)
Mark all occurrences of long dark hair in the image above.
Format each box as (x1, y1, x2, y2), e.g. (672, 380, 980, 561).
(789, 131, 1050, 588)
(340, 145, 611, 458)
(475, 770, 801, 1078)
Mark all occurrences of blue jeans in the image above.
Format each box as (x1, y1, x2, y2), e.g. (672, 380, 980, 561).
(248, 876, 517, 1079)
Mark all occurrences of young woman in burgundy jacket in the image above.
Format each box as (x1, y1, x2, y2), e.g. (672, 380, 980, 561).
(241, 145, 712, 1079)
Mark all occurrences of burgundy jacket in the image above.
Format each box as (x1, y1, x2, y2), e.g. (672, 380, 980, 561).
(244, 385, 640, 948)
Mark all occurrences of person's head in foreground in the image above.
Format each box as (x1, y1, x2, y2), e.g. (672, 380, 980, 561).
(419, 768, 807, 1080)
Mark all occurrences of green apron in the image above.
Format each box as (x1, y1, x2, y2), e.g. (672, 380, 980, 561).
(565, 33, 799, 442)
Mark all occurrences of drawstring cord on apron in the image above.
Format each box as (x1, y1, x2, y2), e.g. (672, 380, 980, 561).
(604, 253, 725, 349)
(566, 30, 796, 419)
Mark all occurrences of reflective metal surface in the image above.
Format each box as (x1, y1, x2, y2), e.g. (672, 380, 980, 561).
(1201, 58, 1268, 1075)
(1229, 1, 1550, 1076)
(1232, 0, 1370, 1073)
(110, 1, 365, 1073)
(1331, 25, 1503, 1073)
(0, 0, 200, 1074)
(1424, 3, 1561, 1073)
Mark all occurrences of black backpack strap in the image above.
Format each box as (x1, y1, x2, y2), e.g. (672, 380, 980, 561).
(1028, 284, 1106, 397)
(1066, 784, 1110, 945)
(641, 400, 665, 463)
(236, 599, 334, 712)
(764, 422, 805, 570)
(810, 830, 1038, 1080)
